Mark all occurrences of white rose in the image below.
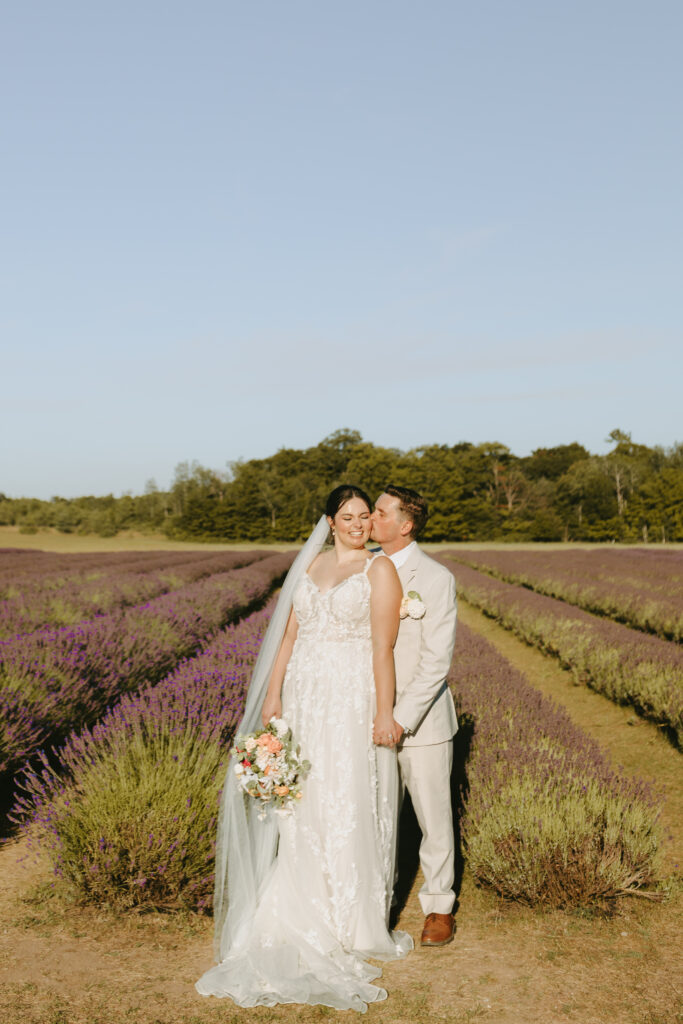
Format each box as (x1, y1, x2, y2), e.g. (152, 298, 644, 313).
(406, 598, 426, 619)
(255, 749, 270, 771)
(271, 717, 289, 738)
(245, 737, 257, 752)
(234, 762, 245, 776)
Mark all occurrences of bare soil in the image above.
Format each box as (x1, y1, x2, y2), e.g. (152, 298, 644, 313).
(1, 597, 681, 1024)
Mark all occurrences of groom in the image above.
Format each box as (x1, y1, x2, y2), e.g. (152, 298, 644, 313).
(370, 485, 458, 947)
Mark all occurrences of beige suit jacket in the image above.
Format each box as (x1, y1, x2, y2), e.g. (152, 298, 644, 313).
(391, 545, 458, 747)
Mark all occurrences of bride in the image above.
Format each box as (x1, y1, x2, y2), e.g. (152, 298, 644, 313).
(195, 484, 413, 1012)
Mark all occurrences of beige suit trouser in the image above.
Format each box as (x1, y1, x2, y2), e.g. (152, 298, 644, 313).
(397, 739, 455, 915)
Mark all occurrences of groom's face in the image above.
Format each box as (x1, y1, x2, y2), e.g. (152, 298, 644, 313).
(370, 493, 411, 545)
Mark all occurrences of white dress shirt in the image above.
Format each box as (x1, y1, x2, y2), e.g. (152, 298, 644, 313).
(385, 540, 416, 570)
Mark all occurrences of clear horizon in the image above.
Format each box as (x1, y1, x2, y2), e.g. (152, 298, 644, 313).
(3, 1, 681, 501)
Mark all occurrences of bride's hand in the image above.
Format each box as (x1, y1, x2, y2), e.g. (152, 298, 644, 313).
(261, 692, 282, 728)
(373, 710, 400, 747)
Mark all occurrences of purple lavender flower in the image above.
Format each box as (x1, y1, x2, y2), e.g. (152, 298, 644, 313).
(1, 553, 294, 778)
(439, 555, 683, 746)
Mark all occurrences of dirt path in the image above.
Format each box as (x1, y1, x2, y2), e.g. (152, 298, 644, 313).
(1, 829, 680, 1024)
(1, 605, 681, 1024)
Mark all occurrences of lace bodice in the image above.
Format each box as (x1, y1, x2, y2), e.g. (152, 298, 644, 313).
(292, 555, 382, 643)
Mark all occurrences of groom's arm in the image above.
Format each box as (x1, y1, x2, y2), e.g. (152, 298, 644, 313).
(393, 569, 457, 735)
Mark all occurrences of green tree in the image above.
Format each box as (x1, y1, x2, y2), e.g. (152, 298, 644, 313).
(602, 430, 655, 536)
(625, 467, 683, 542)
(523, 443, 589, 481)
(556, 458, 618, 540)
(1, 428, 679, 543)
(344, 443, 406, 502)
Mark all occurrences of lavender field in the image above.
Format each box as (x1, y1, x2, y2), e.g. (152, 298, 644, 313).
(446, 547, 683, 642)
(449, 623, 661, 908)
(440, 555, 683, 748)
(11, 601, 275, 911)
(0, 549, 294, 780)
(2, 544, 670, 921)
(0, 548, 271, 637)
(8, 575, 664, 915)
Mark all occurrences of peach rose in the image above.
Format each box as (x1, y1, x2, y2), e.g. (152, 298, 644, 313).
(274, 785, 290, 796)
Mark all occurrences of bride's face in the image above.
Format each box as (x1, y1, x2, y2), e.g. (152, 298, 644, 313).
(328, 497, 372, 549)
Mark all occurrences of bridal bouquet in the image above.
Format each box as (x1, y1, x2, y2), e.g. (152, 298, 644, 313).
(231, 717, 311, 818)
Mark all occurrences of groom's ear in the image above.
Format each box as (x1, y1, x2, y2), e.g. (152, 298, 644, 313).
(400, 519, 414, 537)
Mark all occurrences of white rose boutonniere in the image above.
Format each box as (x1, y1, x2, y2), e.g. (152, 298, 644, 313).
(400, 590, 426, 620)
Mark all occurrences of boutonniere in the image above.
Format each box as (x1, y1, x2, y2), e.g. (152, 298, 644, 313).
(400, 590, 426, 620)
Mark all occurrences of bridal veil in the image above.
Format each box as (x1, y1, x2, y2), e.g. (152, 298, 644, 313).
(212, 514, 331, 961)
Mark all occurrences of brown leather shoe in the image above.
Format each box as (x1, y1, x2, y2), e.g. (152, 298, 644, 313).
(420, 912, 455, 946)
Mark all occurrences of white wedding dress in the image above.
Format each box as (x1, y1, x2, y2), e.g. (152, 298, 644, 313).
(195, 554, 412, 1012)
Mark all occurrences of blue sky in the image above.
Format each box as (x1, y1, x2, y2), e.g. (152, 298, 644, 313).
(2, 1, 681, 499)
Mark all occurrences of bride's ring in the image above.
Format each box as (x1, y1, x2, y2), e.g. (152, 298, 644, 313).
(388, 734, 393, 741)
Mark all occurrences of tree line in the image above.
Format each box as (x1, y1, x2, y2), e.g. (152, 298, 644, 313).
(2, 428, 682, 543)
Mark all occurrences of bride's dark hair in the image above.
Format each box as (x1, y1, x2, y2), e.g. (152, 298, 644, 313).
(325, 484, 372, 519)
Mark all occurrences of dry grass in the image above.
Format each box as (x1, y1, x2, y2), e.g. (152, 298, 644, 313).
(3, 526, 682, 555)
(0, 526, 292, 554)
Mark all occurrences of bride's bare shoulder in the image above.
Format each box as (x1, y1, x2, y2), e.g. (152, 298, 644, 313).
(367, 552, 399, 581)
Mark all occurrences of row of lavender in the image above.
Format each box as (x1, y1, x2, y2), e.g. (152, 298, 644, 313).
(447, 548, 683, 642)
(0, 549, 271, 639)
(441, 558, 683, 748)
(0, 547, 226, 590)
(10, 603, 662, 911)
(0, 553, 294, 779)
(10, 602, 274, 910)
(449, 621, 661, 907)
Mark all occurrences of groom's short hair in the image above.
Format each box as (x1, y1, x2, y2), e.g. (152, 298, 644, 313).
(384, 485, 429, 539)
